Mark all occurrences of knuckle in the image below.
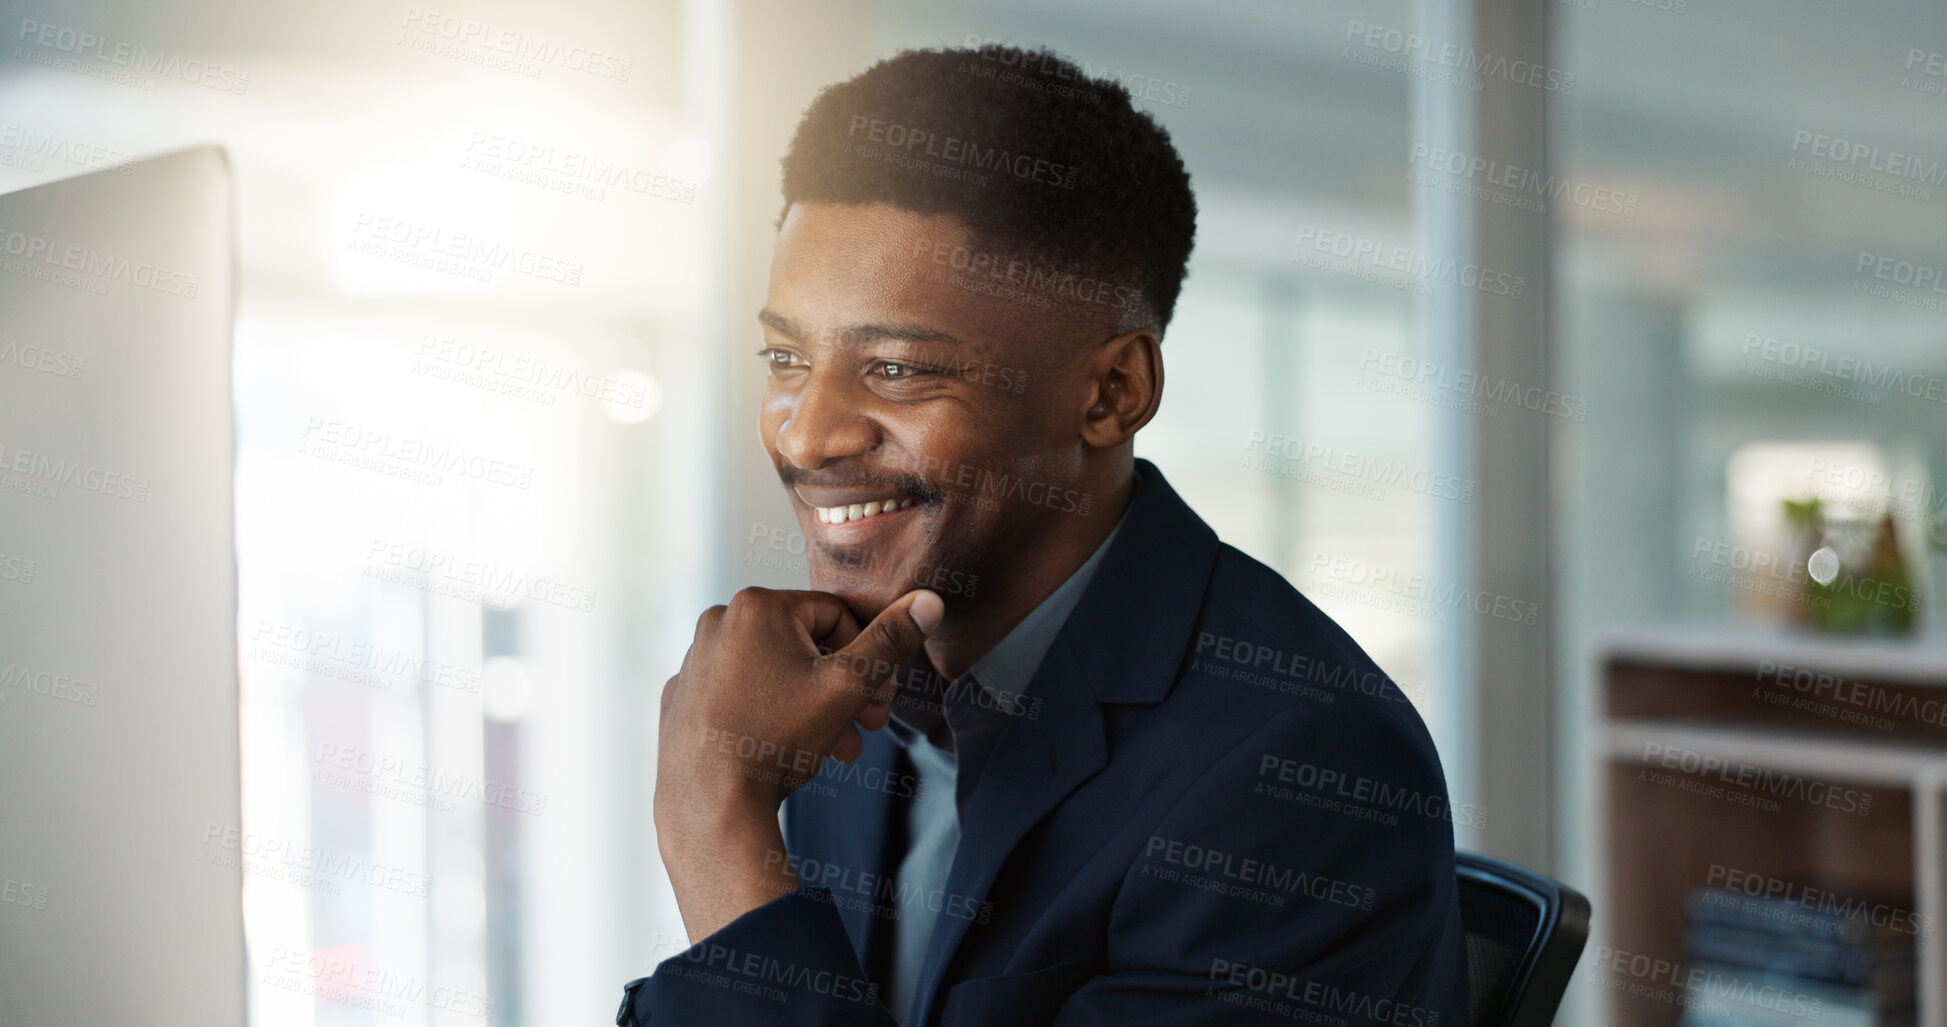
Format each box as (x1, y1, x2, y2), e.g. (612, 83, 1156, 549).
(873, 618, 912, 653)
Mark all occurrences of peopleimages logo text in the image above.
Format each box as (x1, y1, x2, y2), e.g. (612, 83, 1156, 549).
(846, 116, 1080, 190)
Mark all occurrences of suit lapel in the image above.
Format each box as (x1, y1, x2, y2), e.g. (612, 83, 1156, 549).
(909, 459, 1222, 1025)
(782, 729, 905, 972)
(910, 631, 1105, 1025)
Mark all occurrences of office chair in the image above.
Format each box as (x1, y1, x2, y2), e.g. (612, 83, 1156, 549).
(1456, 851, 1592, 1027)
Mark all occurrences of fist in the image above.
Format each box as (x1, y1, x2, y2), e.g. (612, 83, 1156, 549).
(655, 586, 945, 827)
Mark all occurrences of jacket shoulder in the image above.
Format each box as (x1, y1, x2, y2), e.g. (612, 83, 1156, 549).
(1176, 542, 1441, 773)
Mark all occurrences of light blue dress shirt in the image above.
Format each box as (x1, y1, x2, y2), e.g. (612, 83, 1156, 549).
(878, 475, 1137, 1025)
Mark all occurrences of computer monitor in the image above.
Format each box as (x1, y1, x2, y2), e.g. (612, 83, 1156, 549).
(0, 146, 243, 1027)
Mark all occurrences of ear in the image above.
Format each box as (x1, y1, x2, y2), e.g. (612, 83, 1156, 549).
(1079, 329, 1163, 449)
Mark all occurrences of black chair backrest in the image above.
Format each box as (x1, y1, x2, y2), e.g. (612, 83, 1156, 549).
(1455, 851, 1592, 1027)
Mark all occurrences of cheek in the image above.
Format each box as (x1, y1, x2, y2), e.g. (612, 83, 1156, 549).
(757, 391, 790, 443)
(923, 390, 1032, 446)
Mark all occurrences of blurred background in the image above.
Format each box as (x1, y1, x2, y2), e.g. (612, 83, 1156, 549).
(3, 0, 1946, 1024)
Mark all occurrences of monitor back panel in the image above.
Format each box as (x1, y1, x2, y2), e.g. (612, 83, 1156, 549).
(0, 146, 243, 1027)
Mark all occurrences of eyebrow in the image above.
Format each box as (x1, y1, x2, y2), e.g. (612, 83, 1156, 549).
(757, 308, 965, 347)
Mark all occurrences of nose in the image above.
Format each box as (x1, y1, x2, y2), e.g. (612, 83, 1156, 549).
(773, 368, 880, 471)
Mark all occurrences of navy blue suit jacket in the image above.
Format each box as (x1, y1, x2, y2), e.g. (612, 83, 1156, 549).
(620, 459, 1467, 1026)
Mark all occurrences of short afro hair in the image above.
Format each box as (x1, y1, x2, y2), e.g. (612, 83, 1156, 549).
(778, 44, 1197, 334)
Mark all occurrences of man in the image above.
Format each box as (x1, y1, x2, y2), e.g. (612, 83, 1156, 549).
(620, 44, 1467, 1026)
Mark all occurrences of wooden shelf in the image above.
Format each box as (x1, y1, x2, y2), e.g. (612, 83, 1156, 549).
(1598, 625, 1947, 1027)
(1599, 621, 1947, 686)
(1604, 720, 1947, 786)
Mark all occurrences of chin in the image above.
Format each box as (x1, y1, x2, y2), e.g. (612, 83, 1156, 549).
(807, 563, 902, 619)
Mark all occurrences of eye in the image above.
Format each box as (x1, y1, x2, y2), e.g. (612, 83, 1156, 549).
(874, 360, 933, 380)
(756, 346, 804, 370)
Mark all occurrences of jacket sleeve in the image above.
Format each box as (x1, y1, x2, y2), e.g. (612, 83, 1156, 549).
(616, 888, 903, 1027)
(622, 704, 1469, 1027)
(1041, 704, 1469, 1027)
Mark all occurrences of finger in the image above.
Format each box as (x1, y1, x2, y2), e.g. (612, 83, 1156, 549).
(678, 606, 723, 679)
(659, 674, 679, 715)
(832, 726, 864, 764)
(836, 666, 903, 707)
(692, 604, 726, 643)
(824, 589, 944, 698)
(771, 589, 865, 651)
(856, 700, 891, 732)
(815, 604, 866, 655)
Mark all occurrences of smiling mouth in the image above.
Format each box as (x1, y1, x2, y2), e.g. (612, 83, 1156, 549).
(814, 497, 916, 524)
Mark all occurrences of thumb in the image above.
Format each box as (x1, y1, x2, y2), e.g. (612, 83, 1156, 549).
(826, 589, 945, 698)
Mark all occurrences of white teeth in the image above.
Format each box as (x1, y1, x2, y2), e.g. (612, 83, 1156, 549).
(816, 497, 909, 524)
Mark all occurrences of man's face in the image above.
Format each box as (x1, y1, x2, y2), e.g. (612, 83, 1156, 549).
(757, 202, 1097, 618)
